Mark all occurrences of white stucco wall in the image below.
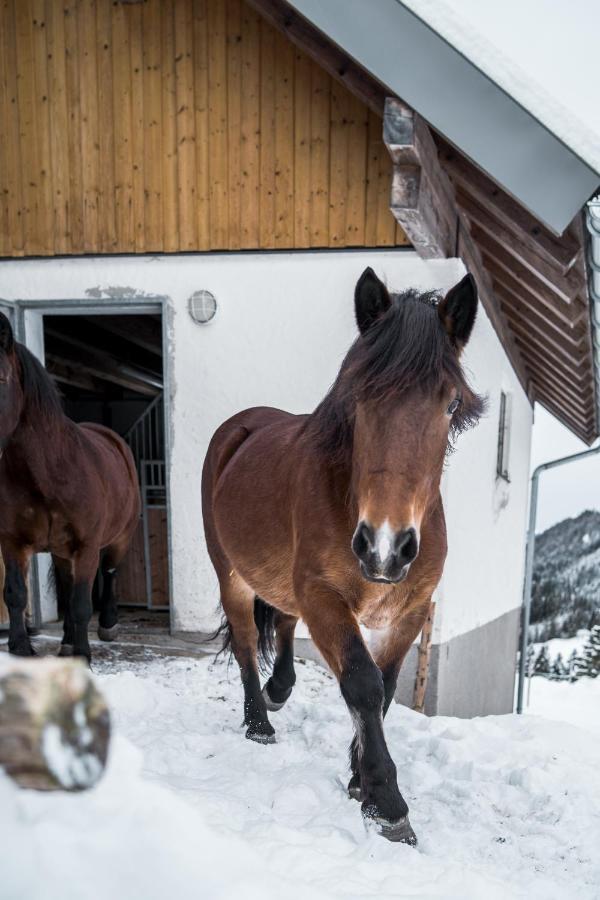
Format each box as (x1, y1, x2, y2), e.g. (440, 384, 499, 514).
(0, 249, 532, 641)
(435, 294, 533, 646)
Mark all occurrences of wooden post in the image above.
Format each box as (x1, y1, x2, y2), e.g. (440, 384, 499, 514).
(413, 601, 435, 714)
(0, 657, 110, 791)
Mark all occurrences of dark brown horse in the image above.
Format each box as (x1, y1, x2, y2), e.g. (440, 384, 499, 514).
(202, 268, 484, 844)
(0, 313, 140, 662)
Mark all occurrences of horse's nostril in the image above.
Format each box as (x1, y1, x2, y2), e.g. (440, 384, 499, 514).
(395, 528, 419, 564)
(351, 520, 374, 561)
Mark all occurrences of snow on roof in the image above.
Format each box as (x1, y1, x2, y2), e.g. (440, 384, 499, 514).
(402, 0, 600, 177)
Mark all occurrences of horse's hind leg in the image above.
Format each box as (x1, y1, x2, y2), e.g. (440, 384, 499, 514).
(221, 573, 275, 744)
(70, 549, 100, 663)
(53, 555, 75, 657)
(2, 545, 34, 657)
(263, 611, 297, 711)
(97, 542, 127, 642)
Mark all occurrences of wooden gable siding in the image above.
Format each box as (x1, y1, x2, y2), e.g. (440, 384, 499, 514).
(0, 0, 409, 256)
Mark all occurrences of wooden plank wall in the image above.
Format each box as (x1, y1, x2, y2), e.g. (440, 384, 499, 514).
(0, 0, 408, 256)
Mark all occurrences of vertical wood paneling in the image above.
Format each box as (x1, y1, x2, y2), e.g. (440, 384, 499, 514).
(259, 19, 275, 248)
(239, 4, 260, 247)
(274, 33, 294, 247)
(128, 3, 145, 251)
(192, 0, 209, 248)
(329, 80, 349, 247)
(111, 2, 134, 249)
(46, 0, 70, 254)
(0, 0, 408, 256)
(174, 0, 197, 250)
(142, 0, 163, 251)
(226, 0, 242, 250)
(96, 0, 116, 251)
(208, 0, 227, 248)
(293, 49, 311, 249)
(161, 0, 178, 252)
(78, 0, 99, 251)
(0, 0, 24, 255)
(63, 0, 84, 250)
(309, 62, 329, 247)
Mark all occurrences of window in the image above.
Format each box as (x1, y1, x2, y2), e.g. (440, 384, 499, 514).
(496, 391, 511, 482)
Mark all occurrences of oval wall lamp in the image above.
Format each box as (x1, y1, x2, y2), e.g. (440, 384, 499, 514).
(188, 290, 217, 324)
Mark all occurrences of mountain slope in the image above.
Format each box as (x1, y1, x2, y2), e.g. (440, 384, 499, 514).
(531, 510, 600, 641)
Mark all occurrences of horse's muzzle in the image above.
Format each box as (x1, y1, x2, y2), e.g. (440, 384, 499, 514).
(351, 520, 419, 584)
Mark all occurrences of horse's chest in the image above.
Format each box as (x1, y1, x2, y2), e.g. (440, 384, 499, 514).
(358, 586, 407, 629)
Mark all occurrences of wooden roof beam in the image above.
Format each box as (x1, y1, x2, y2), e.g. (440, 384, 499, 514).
(473, 225, 587, 323)
(437, 137, 582, 275)
(383, 99, 457, 258)
(457, 188, 586, 300)
(487, 262, 588, 339)
(499, 298, 587, 369)
(536, 395, 595, 444)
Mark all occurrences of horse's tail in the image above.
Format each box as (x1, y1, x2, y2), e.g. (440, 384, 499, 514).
(253, 596, 276, 672)
(212, 596, 276, 673)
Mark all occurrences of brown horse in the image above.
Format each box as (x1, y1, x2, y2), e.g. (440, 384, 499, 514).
(202, 268, 484, 844)
(0, 313, 140, 662)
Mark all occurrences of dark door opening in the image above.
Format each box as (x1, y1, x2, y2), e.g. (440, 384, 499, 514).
(42, 311, 169, 613)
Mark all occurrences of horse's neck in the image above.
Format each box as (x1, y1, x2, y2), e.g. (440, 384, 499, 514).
(6, 414, 73, 496)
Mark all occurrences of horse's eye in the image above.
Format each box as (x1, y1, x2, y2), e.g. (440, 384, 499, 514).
(447, 398, 461, 416)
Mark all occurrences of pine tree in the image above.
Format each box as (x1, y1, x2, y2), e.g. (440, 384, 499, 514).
(577, 625, 600, 678)
(567, 648, 580, 682)
(550, 653, 567, 680)
(533, 645, 551, 676)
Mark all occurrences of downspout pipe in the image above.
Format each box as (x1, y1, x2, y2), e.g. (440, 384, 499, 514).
(516, 442, 600, 714)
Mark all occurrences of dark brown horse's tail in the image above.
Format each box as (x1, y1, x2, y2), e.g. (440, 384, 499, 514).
(212, 596, 276, 673)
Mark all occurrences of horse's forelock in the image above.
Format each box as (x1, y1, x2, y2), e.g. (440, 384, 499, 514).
(305, 288, 485, 462)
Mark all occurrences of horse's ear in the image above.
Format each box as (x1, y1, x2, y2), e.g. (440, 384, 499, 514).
(354, 267, 391, 335)
(0, 313, 14, 353)
(438, 273, 478, 350)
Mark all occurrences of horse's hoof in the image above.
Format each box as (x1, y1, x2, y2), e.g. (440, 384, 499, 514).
(262, 682, 287, 712)
(97, 623, 119, 642)
(245, 726, 276, 745)
(58, 643, 74, 657)
(366, 813, 418, 846)
(8, 640, 35, 657)
(348, 774, 362, 802)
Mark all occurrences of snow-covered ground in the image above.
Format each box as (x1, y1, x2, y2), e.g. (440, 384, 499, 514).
(2, 650, 600, 900)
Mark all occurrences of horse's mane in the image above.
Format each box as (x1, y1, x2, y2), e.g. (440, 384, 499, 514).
(15, 342, 65, 425)
(304, 288, 486, 464)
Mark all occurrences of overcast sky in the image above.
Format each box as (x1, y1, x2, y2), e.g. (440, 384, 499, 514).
(530, 406, 600, 534)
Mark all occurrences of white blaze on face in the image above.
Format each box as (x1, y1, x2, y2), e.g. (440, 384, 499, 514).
(374, 520, 394, 565)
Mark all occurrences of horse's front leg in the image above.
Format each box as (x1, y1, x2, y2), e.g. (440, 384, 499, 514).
(2, 544, 34, 656)
(349, 600, 432, 803)
(301, 588, 417, 844)
(71, 549, 100, 664)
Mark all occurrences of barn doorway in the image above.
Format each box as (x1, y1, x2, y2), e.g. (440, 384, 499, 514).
(41, 308, 170, 617)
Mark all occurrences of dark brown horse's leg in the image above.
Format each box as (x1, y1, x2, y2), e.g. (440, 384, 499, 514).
(263, 611, 297, 711)
(53, 555, 75, 657)
(2, 546, 34, 657)
(349, 604, 431, 804)
(221, 574, 275, 744)
(97, 544, 126, 642)
(302, 591, 416, 844)
(70, 550, 99, 664)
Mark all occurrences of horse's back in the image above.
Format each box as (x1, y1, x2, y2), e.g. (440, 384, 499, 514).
(76, 422, 140, 538)
(202, 406, 306, 581)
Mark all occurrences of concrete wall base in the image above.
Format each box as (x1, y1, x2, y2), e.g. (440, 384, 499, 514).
(295, 606, 521, 718)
